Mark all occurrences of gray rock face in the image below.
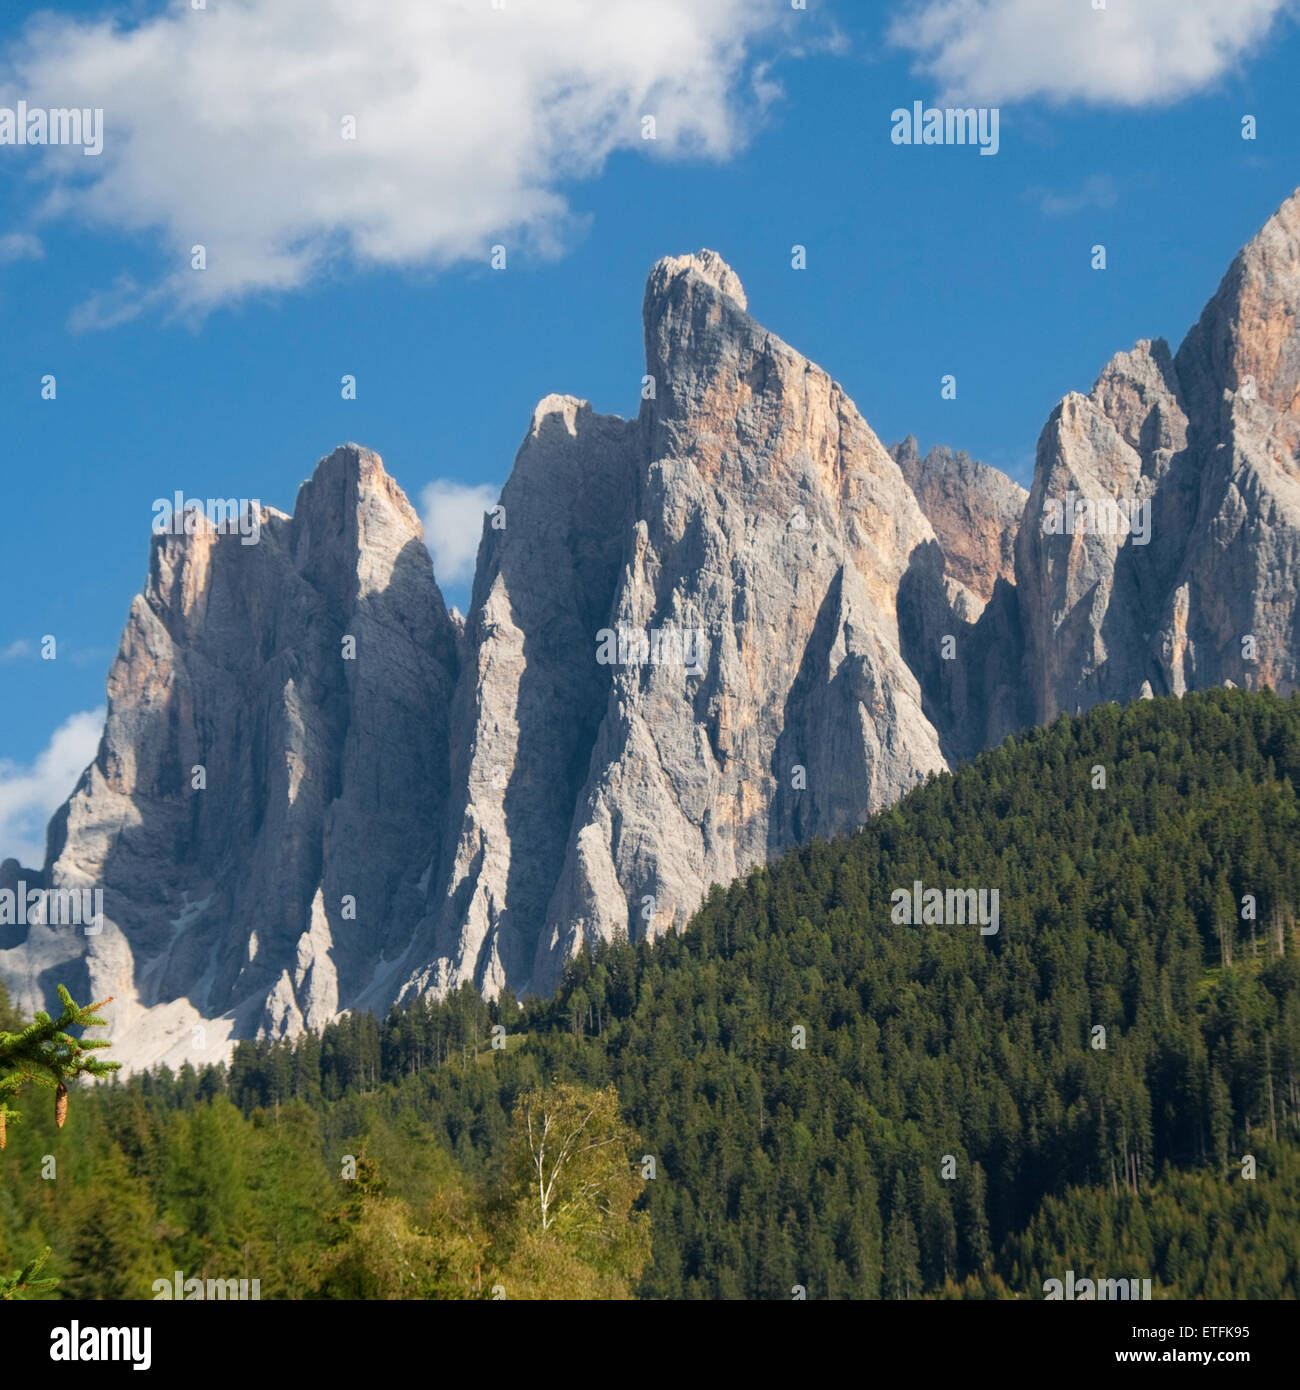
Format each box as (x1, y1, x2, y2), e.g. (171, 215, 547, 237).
(889, 438, 1029, 763)
(1012, 337, 1191, 722)
(397, 250, 946, 1001)
(892, 436, 1026, 605)
(382, 395, 642, 1007)
(1, 446, 457, 1066)
(5, 189, 1300, 1069)
(1002, 189, 1300, 728)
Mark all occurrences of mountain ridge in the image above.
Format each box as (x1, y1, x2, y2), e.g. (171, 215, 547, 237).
(4, 190, 1300, 1070)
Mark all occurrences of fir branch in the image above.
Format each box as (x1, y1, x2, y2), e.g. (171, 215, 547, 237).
(0, 988, 120, 1135)
(0, 1246, 58, 1300)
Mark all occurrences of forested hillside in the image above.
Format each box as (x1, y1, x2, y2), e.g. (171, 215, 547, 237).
(4, 688, 1300, 1298)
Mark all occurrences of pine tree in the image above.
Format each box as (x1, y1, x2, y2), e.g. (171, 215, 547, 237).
(883, 1173, 922, 1299)
(60, 1146, 160, 1299)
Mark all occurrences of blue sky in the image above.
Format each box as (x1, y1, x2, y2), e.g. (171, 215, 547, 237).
(2, 0, 1299, 862)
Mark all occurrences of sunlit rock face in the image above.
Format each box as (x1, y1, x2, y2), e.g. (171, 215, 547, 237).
(8, 190, 1300, 1068)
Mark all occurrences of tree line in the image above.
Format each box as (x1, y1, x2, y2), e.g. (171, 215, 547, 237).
(4, 687, 1299, 1298)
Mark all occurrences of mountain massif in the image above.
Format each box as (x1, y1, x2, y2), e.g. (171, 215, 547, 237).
(4, 192, 1299, 1070)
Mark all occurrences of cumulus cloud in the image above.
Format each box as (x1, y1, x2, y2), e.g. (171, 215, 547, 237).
(0, 0, 788, 318)
(0, 708, 104, 867)
(889, 0, 1294, 106)
(419, 479, 500, 589)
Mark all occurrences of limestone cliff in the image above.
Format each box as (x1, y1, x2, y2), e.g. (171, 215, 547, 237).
(6, 190, 1300, 1070)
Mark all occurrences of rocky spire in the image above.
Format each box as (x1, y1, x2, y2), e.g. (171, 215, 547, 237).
(7, 192, 1300, 1068)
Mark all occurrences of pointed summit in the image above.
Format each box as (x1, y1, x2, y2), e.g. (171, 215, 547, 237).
(645, 248, 746, 317)
(1176, 186, 1300, 417)
(641, 249, 759, 467)
(10, 202, 1300, 1069)
(641, 251, 749, 390)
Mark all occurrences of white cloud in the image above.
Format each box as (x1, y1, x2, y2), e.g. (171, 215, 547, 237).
(419, 479, 500, 589)
(0, 232, 43, 263)
(0, 708, 104, 867)
(0, 640, 34, 661)
(67, 273, 160, 332)
(1029, 173, 1117, 218)
(0, 0, 788, 318)
(889, 0, 1294, 106)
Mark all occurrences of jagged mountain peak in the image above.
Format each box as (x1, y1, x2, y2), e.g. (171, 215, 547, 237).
(645, 248, 747, 314)
(1083, 337, 1188, 465)
(7, 198, 1300, 1070)
(292, 442, 422, 541)
(1176, 185, 1300, 419)
(641, 248, 758, 450)
(891, 438, 1026, 604)
(1008, 188, 1300, 730)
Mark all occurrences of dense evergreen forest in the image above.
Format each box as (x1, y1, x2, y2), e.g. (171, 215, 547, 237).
(3, 688, 1300, 1299)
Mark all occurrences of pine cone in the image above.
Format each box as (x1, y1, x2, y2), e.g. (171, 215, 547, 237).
(0, 1108, 7, 1150)
(55, 1083, 68, 1129)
